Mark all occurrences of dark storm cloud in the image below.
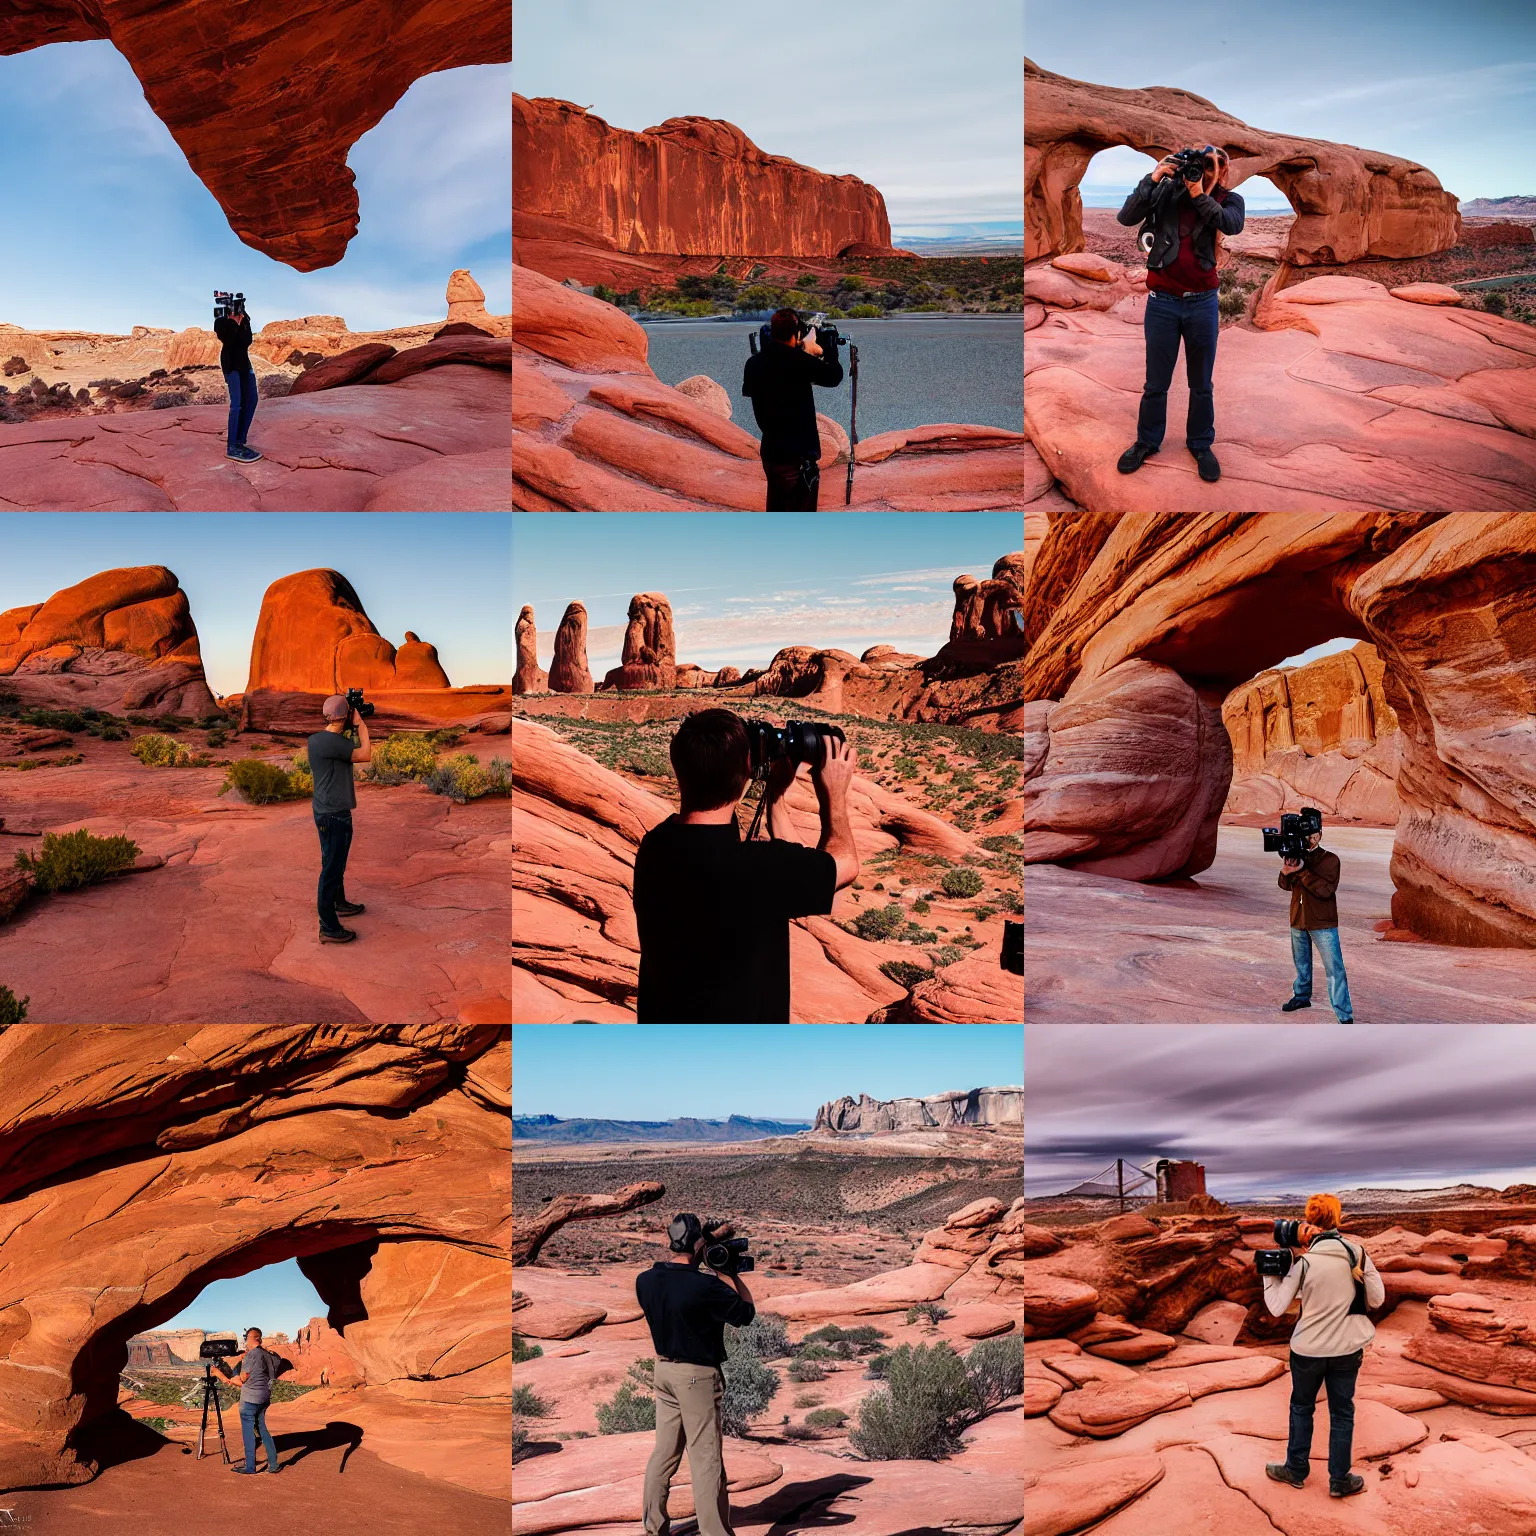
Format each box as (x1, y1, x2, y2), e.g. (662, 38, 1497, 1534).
(1026, 1026, 1536, 1198)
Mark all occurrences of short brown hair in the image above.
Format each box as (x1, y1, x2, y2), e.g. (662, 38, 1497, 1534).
(671, 710, 749, 813)
(769, 308, 802, 343)
(1304, 1193, 1342, 1229)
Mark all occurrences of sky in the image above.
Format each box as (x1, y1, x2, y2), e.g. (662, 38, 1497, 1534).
(1026, 1026, 1536, 1199)
(160, 1258, 326, 1341)
(1, 514, 511, 697)
(513, 0, 1022, 238)
(1027, 0, 1536, 205)
(512, 513, 1017, 676)
(0, 49, 510, 333)
(513, 1024, 1024, 1121)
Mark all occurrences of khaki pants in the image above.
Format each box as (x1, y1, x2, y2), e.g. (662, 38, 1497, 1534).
(643, 1358, 732, 1536)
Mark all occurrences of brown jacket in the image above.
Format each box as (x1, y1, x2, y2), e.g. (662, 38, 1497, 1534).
(1279, 847, 1340, 930)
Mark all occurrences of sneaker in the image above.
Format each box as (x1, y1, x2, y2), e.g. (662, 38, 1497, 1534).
(1193, 447, 1221, 481)
(1330, 1473, 1365, 1498)
(236, 445, 263, 462)
(334, 900, 366, 917)
(319, 926, 357, 944)
(1265, 1463, 1306, 1488)
(1281, 996, 1311, 1013)
(225, 446, 244, 460)
(228, 1464, 256, 1474)
(1337, 1017, 1354, 1024)
(1117, 441, 1159, 474)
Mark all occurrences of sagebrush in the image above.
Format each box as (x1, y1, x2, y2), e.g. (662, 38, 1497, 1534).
(15, 828, 140, 893)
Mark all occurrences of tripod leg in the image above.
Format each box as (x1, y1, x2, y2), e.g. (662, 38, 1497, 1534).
(197, 1376, 210, 1460)
(214, 1383, 231, 1464)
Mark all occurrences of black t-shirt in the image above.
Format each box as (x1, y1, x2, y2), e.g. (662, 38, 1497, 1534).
(633, 816, 837, 1022)
(635, 1262, 755, 1367)
(307, 730, 357, 815)
(214, 313, 254, 374)
(742, 342, 844, 463)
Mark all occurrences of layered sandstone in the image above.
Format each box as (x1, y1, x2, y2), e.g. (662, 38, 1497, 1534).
(600, 593, 677, 690)
(549, 602, 594, 694)
(514, 606, 548, 694)
(814, 1087, 1023, 1132)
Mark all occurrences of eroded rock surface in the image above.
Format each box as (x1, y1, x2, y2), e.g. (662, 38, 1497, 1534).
(549, 602, 593, 693)
(600, 592, 677, 690)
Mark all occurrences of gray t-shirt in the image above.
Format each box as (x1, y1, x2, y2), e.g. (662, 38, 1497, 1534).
(231, 1346, 278, 1405)
(307, 730, 358, 816)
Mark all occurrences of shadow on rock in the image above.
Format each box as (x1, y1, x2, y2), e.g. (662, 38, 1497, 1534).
(737, 1471, 874, 1532)
(274, 1421, 362, 1472)
(73, 1410, 170, 1476)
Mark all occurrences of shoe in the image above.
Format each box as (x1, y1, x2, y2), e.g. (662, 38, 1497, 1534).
(1337, 1017, 1354, 1024)
(1265, 1463, 1306, 1488)
(334, 899, 366, 917)
(1330, 1473, 1365, 1498)
(228, 1464, 256, 1474)
(1193, 447, 1221, 481)
(319, 926, 357, 944)
(1117, 441, 1159, 474)
(225, 446, 244, 460)
(1280, 996, 1311, 1012)
(236, 445, 263, 462)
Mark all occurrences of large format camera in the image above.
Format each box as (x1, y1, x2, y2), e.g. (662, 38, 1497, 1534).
(213, 290, 246, 321)
(701, 1217, 755, 1276)
(1263, 807, 1322, 862)
(744, 719, 844, 776)
(344, 686, 376, 719)
(199, 1338, 239, 1359)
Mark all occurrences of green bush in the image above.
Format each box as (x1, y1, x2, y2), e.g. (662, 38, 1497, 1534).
(847, 304, 881, 318)
(911, 898, 930, 915)
(511, 1335, 543, 1363)
(891, 755, 919, 779)
(865, 1351, 893, 1379)
(19, 707, 85, 732)
(906, 1303, 950, 1325)
(965, 1336, 1024, 1414)
(805, 1407, 848, 1427)
(796, 1342, 836, 1361)
(220, 757, 308, 805)
(595, 1380, 655, 1433)
(206, 728, 230, 748)
(787, 1359, 825, 1383)
(96, 723, 131, 741)
(879, 958, 930, 989)
(851, 902, 905, 941)
(370, 733, 439, 785)
(289, 751, 315, 795)
(0, 985, 28, 1023)
(941, 867, 984, 899)
(849, 1343, 973, 1460)
(792, 273, 820, 289)
(1218, 287, 1248, 321)
(804, 1324, 886, 1350)
(512, 1426, 529, 1459)
(729, 1312, 791, 1360)
(131, 733, 194, 767)
(511, 1384, 552, 1418)
(593, 283, 618, 303)
(1484, 290, 1508, 316)
(15, 828, 140, 893)
(721, 1337, 780, 1435)
(426, 752, 505, 803)
(627, 1357, 655, 1388)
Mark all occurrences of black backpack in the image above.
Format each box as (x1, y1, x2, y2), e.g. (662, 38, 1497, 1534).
(1311, 1234, 1371, 1316)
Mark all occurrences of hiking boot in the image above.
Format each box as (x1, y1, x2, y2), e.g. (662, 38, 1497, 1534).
(1265, 1463, 1306, 1488)
(1330, 1473, 1365, 1498)
(319, 925, 357, 944)
(334, 899, 366, 916)
(1193, 446, 1221, 481)
(1117, 441, 1159, 474)
(1281, 996, 1311, 1012)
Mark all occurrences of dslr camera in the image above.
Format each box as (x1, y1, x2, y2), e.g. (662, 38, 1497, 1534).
(344, 686, 376, 720)
(1254, 1218, 1306, 1278)
(213, 290, 246, 321)
(1169, 146, 1215, 183)
(199, 1338, 240, 1359)
(701, 1217, 755, 1276)
(1263, 807, 1322, 862)
(744, 718, 844, 777)
(755, 310, 849, 356)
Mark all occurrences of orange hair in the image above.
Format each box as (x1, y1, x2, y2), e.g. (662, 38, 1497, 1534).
(1305, 1193, 1342, 1229)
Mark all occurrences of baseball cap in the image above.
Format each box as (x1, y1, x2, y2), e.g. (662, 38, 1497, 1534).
(322, 695, 349, 720)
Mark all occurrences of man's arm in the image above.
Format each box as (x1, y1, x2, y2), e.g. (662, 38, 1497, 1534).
(1297, 853, 1339, 901)
(812, 738, 859, 891)
(1262, 1259, 1303, 1316)
(1362, 1251, 1386, 1310)
(718, 1270, 755, 1321)
(350, 715, 373, 764)
(1116, 166, 1166, 226)
(764, 761, 809, 846)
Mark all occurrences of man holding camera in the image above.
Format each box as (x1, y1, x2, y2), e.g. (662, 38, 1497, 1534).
(210, 1327, 287, 1474)
(741, 308, 845, 511)
(1279, 827, 1354, 1022)
(214, 294, 262, 463)
(1116, 144, 1245, 484)
(1261, 1194, 1385, 1499)
(307, 694, 374, 945)
(636, 1214, 756, 1536)
(634, 709, 859, 1022)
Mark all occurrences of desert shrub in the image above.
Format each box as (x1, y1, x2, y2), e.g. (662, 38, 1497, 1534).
(627, 1357, 655, 1388)
(783, 1422, 819, 1439)
(96, 722, 130, 741)
(849, 1343, 973, 1460)
(906, 1303, 950, 1325)
(964, 1336, 1024, 1414)
(805, 1407, 848, 1428)
(131, 733, 194, 767)
(512, 1426, 529, 1460)
(220, 757, 307, 805)
(20, 707, 85, 732)
(721, 1337, 780, 1435)
(0, 985, 28, 1023)
(511, 1335, 543, 1363)
(289, 751, 315, 795)
(796, 1342, 836, 1361)
(1, 754, 85, 771)
(593, 283, 618, 303)
(900, 922, 939, 944)
(787, 1360, 826, 1382)
(812, 1325, 886, 1351)
(850, 902, 905, 941)
(891, 754, 919, 779)
(595, 1380, 655, 1433)
(425, 727, 465, 748)
(971, 904, 997, 922)
(792, 273, 820, 289)
(879, 957, 930, 990)
(793, 1393, 823, 1408)
(1218, 287, 1248, 320)
(940, 867, 985, 899)
(150, 392, 191, 409)
(426, 752, 498, 803)
(15, 828, 140, 893)
(729, 1312, 791, 1360)
(911, 897, 931, 916)
(370, 732, 439, 785)
(205, 727, 230, 748)
(258, 374, 292, 398)
(865, 1351, 893, 1379)
(848, 304, 882, 318)
(931, 944, 967, 967)
(511, 1384, 552, 1418)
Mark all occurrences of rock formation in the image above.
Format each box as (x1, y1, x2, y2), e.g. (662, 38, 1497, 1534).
(952, 554, 1028, 643)
(600, 593, 677, 690)
(512, 1182, 666, 1266)
(1223, 640, 1400, 822)
(814, 1087, 1024, 1132)
(514, 606, 548, 694)
(1023, 513, 1536, 945)
(0, 4, 511, 271)
(549, 602, 594, 693)
(288, 1315, 360, 1387)
(0, 1024, 509, 1493)
(512, 265, 1030, 511)
(1025, 58, 1460, 267)
(0, 565, 218, 717)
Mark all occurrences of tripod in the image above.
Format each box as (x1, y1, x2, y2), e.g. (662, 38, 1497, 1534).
(196, 1364, 232, 1464)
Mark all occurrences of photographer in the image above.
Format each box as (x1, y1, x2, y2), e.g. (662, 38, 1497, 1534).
(636, 1214, 756, 1536)
(1261, 1195, 1385, 1500)
(211, 1327, 289, 1474)
(741, 308, 845, 510)
(307, 694, 374, 945)
(1279, 826, 1353, 1022)
(1115, 145, 1245, 484)
(633, 709, 859, 1022)
(214, 297, 262, 463)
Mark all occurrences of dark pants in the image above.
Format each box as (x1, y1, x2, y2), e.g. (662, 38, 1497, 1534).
(315, 810, 353, 933)
(763, 455, 820, 511)
(1286, 1348, 1362, 1482)
(224, 367, 258, 450)
(239, 1400, 278, 1472)
(1137, 288, 1219, 451)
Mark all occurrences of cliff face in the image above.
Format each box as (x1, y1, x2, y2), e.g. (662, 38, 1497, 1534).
(514, 95, 894, 257)
(814, 1087, 1023, 1133)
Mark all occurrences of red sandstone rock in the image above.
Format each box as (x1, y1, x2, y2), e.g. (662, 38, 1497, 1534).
(514, 607, 548, 695)
(548, 602, 593, 694)
(600, 593, 677, 690)
(511, 1296, 608, 1341)
(952, 554, 1028, 643)
(288, 343, 398, 394)
(289, 1315, 361, 1388)
(512, 1181, 665, 1265)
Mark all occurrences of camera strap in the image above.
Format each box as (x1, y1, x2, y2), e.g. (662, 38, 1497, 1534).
(1312, 1234, 1370, 1315)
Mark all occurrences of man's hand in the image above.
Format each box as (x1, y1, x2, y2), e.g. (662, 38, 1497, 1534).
(764, 751, 807, 844)
(813, 735, 859, 891)
(801, 330, 823, 358)
(812, 734, 855, 798)
(1152, 155, 1178, 183)
(1281, 858, 1303, 874)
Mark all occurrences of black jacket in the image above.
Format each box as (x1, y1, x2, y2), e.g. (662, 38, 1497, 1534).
(742, 341, 843, 464)
(1117, 175, 1245, 272)
(214, 312, 254, 374)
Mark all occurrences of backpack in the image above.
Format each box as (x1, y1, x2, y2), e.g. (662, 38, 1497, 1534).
(1310, 1234, 1371, 1316)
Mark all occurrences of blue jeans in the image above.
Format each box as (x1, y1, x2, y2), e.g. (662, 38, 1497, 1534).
(239, 1400, 278, 1472)
(224, 367, 258, 450)
(315, 810, 353, 933)
(1137, 288, 1219, 450)
(1286, 1349, 1362, 1483)
(1291, 926, 1353, 1020)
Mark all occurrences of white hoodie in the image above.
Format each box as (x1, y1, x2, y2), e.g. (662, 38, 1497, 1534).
(1262, 1231, 1386, 1359)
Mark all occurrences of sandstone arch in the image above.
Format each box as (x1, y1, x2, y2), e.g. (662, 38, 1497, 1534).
(0, 1025, 509, 1492)
(1025, 59, 1460, 268)
(1023, 514, 1536, 945)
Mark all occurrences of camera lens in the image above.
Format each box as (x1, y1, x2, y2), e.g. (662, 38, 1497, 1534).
(1273, 1218, 1301, 1248)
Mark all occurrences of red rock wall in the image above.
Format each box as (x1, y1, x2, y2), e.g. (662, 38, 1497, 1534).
(514, 95, 893, 257)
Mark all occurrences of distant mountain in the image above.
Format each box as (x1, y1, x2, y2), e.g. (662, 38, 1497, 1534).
(512, 1113, 812, 1143)
(892, 235, 1023, 256)
(1460, 197, 1536, 217)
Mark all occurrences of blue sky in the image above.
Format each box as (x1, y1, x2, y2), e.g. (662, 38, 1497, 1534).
(161, 1257, 326, 1341)
(1028, 0, 1535, 205)
(514, 0, 1022, 235)
(0, 49, 510, 332)
(512, 513, 1017, 676)
(513, 1025, 1024, 1120)
(1, 514, 510, 697)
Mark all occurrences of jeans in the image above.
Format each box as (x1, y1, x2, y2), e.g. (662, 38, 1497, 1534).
(1137, 288, 1219, 450)
(764, 454, 820, 510)
(1286, 1349, 1362, 1482)
(224, 367, 258, 450)
(1291, 926, 1353, 1020)
(315, 811, 353, 933)
(239, 1400, 278, 1472)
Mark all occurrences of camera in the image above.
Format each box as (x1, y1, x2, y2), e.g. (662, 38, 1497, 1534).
(1001, 919, 1023, 976)
(744, 719, 844, 776)
(213, 290, 246, 321)
(199, 1338, 240, 1359)
(701, 1217, 755, 1276)
(1262, 807, 1322, 862)
(755, 309, 849, 356)
(344, 686, 376, 719)
(1255, 1247, 1293, 1278)
(1169, 147, 1214, 182)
